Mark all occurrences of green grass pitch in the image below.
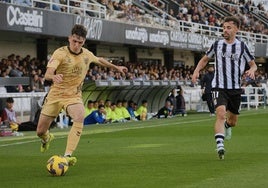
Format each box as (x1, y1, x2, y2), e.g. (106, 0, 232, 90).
(0, 108, 268, 188)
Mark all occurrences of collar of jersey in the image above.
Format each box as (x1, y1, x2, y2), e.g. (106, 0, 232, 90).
(67, 46, 83, 55)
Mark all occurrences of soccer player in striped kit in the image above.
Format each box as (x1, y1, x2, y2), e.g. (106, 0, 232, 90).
(192, 16, 257, 159)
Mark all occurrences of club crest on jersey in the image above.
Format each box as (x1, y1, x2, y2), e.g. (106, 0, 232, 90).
(219, 52, 239, 61)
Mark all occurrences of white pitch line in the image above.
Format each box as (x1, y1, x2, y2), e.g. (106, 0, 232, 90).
(0, 110, 266, 148)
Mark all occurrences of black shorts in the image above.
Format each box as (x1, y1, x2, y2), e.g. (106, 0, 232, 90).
(212, 89, 243, 114)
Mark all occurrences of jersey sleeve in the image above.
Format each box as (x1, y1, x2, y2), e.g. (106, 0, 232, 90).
(243, 43, 255, 63)
(84, 48, 100, 64)
(47, 47, 65, 69)
(206, 42, 216, 58)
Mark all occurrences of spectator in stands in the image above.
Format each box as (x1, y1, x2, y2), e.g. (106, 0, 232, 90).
(9, 60, 23, 77)
(178, 2, 188, 14)
(1, 67, 17, 93)
(84, 104, 107, 125)
(70, 0, 83, 15)
(136, 99, 148, 121)
(36, 24, 127, 166)
(34, 0, 47, 9)
(192, 16, 257, 160)
(81, 0, 97, 17)
(30, 74, 45, 92)
(52, 0, 62, 11)
(14, 0, 32, 7)
(200, 65, 215, 116)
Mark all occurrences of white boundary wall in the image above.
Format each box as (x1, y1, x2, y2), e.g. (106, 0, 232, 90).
(182, 85, 267, 112)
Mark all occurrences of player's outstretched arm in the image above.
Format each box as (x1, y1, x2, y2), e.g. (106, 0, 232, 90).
(192, 55, 210, 84)
(245, 60, 257, 80)
(98, 57, 128, 73)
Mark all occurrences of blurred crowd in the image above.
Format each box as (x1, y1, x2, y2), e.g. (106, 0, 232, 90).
(86, 61, 195, 82)
(1, 53, 267, 93)
(0, 54, 48, 93)
(98, 0, 268, 35)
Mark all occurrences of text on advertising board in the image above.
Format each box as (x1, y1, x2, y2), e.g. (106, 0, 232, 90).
(6, 5, 43, 32)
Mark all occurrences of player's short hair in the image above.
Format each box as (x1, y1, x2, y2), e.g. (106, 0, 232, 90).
(71, 24, 87, 38)
(224, 16, 240, 28)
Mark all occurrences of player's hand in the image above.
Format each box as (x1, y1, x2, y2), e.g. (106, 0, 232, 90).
(245, 69, 255, 80)
(117, 66, 128, 74)
(191, 71, 199, 84)
(53, 74, 63, 84)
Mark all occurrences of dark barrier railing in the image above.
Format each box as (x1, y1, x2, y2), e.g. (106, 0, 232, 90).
(82, 80, 180, 113)
(0, 77, 30, 86)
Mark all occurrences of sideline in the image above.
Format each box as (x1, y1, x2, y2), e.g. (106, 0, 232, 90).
(0, 110, 266, 148)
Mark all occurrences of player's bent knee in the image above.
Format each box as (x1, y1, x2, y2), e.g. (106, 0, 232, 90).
(216, 112, 226, 120)
(228, 120, 237, 127)
(71, 115, 84, 124)
(36, 129, 45, 137)
(72, 122, 83, 129)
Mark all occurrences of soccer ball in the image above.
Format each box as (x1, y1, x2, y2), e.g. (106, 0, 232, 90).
(46, 155, 69, 176)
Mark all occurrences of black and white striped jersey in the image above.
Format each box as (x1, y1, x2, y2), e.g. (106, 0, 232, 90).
(206, 38, 255, 89)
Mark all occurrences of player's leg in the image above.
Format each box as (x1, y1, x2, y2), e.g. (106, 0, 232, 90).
(64, 103, 84, 165)
(212, 90, 228, 159)
(37, 97, 61, 152)
(224, 91, 241, 140)
(225, 112, 237, 140)
(226, 111, 238, 127)
(224, 111, 238, 140)
(36, 114, 55, 152)
(214, 105, 226, 159)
